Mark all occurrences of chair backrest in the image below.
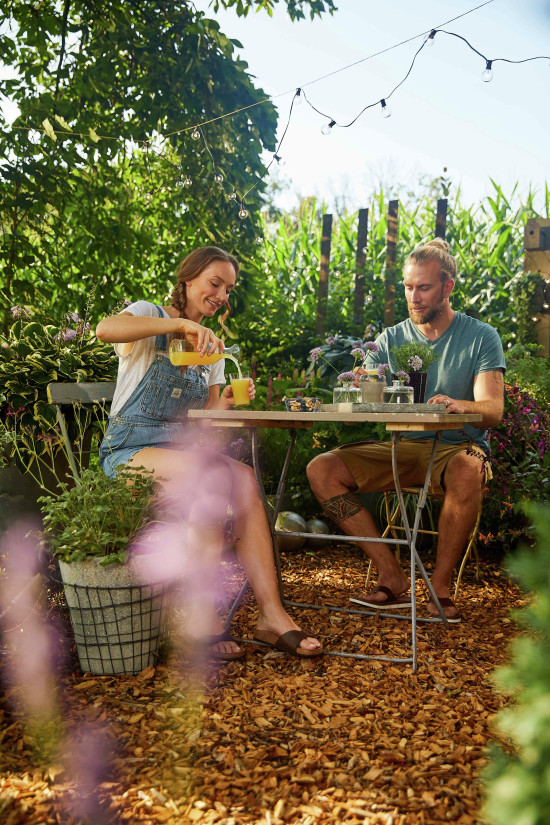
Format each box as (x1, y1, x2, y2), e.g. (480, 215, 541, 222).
(46, 382, 117, 481)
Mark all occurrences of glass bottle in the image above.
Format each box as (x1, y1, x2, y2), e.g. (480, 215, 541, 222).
(333, 381, 361, 405)
(383, 379, 414, 404)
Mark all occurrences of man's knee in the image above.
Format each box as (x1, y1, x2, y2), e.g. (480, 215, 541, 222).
(443, 451, 485, 498)
(307, 451, 353, 491)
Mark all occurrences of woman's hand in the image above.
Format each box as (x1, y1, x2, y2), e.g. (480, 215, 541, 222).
(179, 319, 224, 356)
(218, 378, 256, 409)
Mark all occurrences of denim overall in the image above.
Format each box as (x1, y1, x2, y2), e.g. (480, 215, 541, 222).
(99, 306, 209, 477)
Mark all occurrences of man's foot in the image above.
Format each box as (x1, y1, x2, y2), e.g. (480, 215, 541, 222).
(427, 594, 461, 623)
(350, 585, 411, 609)
(255, 610, 322, 655)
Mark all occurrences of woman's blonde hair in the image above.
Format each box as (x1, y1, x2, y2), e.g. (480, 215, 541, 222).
(405, 238, 457, 284)
(170, 246, 239, 331)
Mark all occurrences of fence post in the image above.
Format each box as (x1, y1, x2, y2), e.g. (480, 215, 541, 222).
(524, 218, 550, 358)
(384, 200, 399, 328)
(353, 207, 369, 328)
(316, 212, 332, 334)
(435, 198, 448, 239)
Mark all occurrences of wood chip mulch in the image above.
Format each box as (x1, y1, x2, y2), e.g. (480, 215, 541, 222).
(0, 544, 527, 825)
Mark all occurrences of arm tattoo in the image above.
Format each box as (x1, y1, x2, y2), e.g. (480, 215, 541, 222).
(321, 492, 362, 523)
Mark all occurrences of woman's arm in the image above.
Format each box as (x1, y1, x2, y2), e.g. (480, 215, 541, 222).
(96, 312, 224, 355)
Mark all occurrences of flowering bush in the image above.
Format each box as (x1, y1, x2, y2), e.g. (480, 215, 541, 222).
(479, 381, 550, 550)
(0, 305, 117, 484)
(389, 341, 439, 373)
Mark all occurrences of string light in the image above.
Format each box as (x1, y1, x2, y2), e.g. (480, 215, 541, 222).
(183, 175, 192, 187)
(321, 119, 336, 136)
(273, 154, 286, 167)
(238, 207, 248, 219)
(426, 29, 437, 47)
(191, 128, 201, 140)
(229, 190, 238, 200)
(256, 235, 264, 244)
(380, 99, 391, 118)
(482, 59, 493, 82)
(214, 172, 224, 183)
(175, 177, 185, 189)
(294, 87, 303, 105)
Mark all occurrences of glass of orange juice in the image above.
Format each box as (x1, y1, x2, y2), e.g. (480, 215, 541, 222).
(229, 372, 250, 406)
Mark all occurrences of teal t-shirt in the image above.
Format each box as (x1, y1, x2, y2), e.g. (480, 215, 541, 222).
(369, 312, 505, 452)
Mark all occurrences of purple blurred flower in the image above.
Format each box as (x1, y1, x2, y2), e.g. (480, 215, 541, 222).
(10, 306, 30, 320)
(66, 311, 82, 325)
(408, 355, 423, 372)
(231, 438, 245, 450)
(364, 342, 379, 354)
(310, 347, 322, 363)
(325, 336, 337, 345)
(377, 363, 390, 379)
(396, 371, 410, 383)
(54, 329, 77, 343)
(350, 348, 365, 359)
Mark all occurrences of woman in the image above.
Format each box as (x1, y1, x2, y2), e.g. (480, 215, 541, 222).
(96, 246, 322, 659)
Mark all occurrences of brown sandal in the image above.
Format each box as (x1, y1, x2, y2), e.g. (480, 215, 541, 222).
(253, 629, 323, 658)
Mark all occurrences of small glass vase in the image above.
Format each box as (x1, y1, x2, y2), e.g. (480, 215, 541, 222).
(333, 381, 361, 405)
(359, 374, 385, 403)
(383, 380, 414, 404)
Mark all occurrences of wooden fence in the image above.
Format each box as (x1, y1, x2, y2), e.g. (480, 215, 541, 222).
(315, 198, 449, 334)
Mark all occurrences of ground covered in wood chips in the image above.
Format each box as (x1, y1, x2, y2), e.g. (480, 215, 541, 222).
(0, 544, 526, 825)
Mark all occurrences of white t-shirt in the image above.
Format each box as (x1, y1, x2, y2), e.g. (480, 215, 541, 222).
(110, 301, 226, 416)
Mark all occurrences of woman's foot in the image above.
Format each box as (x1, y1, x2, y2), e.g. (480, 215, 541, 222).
(187, 617, 244, 660)
(254, 609, 322, 655)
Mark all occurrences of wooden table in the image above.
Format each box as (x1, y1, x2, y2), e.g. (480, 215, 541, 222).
(189, 409, 482, 670)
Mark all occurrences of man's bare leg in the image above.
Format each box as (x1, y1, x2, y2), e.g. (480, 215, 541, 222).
(427, 451, 484, 619)
(306, 452, 409, 603)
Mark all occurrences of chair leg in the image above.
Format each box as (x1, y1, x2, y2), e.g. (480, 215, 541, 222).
(453, 505, 482, 600)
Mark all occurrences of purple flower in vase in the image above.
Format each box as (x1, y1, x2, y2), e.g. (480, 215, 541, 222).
(350, 348, 365, 359)
(377, 363, 390, 379)
(337, 371, 357, 384)
(408, 355, 423, 372)
(396, 371, 410, 383)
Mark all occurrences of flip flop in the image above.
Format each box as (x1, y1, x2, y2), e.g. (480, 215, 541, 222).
(427, 597, 462, 623)
(184, 630, 245, 661)
(349, 585, 411, 609)
(253, 629, 323, 658)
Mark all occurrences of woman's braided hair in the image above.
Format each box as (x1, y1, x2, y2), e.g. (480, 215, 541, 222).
(170, 246, 239, 332)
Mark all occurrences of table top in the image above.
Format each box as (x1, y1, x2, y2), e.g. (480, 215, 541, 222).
(189, 408, 483, 432)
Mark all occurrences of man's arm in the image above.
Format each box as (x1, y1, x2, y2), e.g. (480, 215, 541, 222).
(427, 369, 504, 426)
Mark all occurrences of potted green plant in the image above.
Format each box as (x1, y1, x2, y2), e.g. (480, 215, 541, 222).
(388, 341, 439, 403)
(0, 304, 118, 498)
(40, 465, 172, 675)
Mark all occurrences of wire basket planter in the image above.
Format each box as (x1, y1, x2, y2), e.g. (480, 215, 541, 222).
(58, 559, 172, 675)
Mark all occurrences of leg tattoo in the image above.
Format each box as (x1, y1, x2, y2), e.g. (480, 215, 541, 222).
(321, 492, 362, 523)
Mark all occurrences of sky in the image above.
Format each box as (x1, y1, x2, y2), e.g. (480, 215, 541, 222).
(194, 0, 550, 211)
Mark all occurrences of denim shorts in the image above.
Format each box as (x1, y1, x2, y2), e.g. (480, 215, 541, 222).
(98, 415, 195, 478)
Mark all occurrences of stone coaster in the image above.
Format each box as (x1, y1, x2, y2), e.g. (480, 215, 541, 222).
(321, 402, 447, 413)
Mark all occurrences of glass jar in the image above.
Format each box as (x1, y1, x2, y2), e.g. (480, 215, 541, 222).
(383, 380, 414, 404)
(359, 374, 385, 404)
(333, 381, 361, 405)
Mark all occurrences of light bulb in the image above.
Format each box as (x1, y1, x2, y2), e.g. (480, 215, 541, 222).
(543, 303, 549, 309)
(256, 235, 264, 244)
(273, 154, 286, 167)
(176, 177, 185, 189)
(366, 294, 373, 303)
(380, 99, 391, 118)
(214, 173, 224, 183)
(532, 316, 538, 322)
(481, 60, 493, 82)
(191, 128, 201, 140)
(238, 208, 248, 219)
(229, 190, 237, 201)
(321, 119, 336, 136)
(294, 87, 303, 105)
(361, 247, 367, 255)
(426, 29, 436, 47)
(183, 175, 192, 187)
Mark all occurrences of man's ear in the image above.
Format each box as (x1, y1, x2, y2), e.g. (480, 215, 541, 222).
(444, 278, 455, 300)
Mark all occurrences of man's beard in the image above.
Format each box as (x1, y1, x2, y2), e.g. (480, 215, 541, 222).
(408, 287, 446, 325)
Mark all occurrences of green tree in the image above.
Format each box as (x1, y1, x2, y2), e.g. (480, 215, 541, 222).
(0, 1, 333, 326)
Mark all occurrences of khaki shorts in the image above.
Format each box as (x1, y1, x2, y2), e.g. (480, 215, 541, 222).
(333, 440, 491, 497)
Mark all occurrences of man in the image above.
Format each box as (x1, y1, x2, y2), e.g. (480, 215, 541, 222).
(306, 239, 505, 621)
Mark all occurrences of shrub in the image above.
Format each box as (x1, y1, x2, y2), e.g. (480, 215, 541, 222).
(482, 504, 550, 825)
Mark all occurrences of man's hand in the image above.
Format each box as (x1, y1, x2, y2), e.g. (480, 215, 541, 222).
(427, 370, 504, 425)
(427, 393, 462, 413)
